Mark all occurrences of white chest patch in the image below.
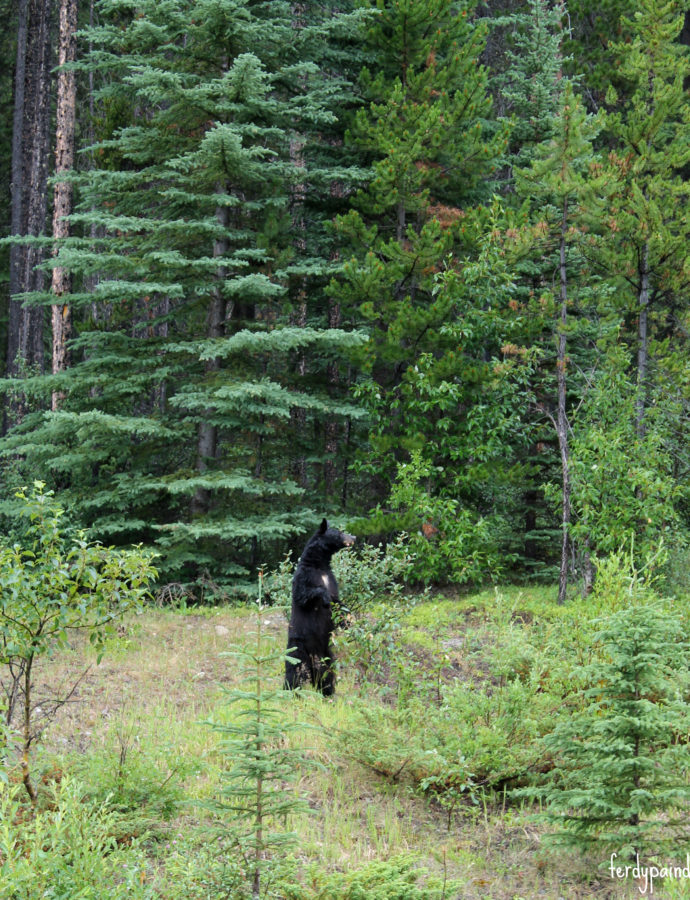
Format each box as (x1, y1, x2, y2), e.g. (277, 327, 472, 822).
(322, 574, 330, 588)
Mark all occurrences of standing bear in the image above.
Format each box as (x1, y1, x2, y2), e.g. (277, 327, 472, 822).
(284, 519, 355, 696)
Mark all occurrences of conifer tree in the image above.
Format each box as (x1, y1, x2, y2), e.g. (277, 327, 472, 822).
(600, 0, 690, 437)
(532, 596, 690, 858)
(0, 0, 367, 594)
(333, 0, 507, 507)
(515, 83, 604, 601)
(204, 575, 311, 898)
(499, 0, 568, 173)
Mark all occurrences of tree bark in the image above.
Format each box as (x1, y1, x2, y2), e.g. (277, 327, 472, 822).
(288, 129, 309, 490)
(6, 0, 53, 386)
(556, 199, 571, 605)
(9, 0, 28, 303)
(51, 0, 78, 410)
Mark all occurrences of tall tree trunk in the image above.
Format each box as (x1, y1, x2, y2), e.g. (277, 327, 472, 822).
(51, 0, 78, 410)
(191, 195, 228, 517)
(6, 0, 53, 387)
(556, 199, 571, 605)
(288, 129, 309, 490)
(9, 0, 28, 303)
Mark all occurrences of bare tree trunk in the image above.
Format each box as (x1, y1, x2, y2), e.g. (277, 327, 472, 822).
(21, 653, 37, 805)
(9, 0, 28, 303)
(6, 0, 52, 386)
(51, 0, 78, 410)
(556, 199, 571, 605)
(191, 195, 229, 517)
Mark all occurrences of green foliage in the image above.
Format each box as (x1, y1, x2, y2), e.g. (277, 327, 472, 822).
(568, 353, 685, 562)
(203, 577, 313, 898)
(0, 482, 156, 800)
(0, 0, 367, 593)
(0, 778, 156, 899)
(520, 559, 690, 858)
(499, 0, 570, 169)
(281, 856, 454, 900)
(75, 720, 196, 826)
(0, 483, 156, 662)
(379, 449, 511, 585)
(334, 0, 509, 518)
(340, 650, 559, 806)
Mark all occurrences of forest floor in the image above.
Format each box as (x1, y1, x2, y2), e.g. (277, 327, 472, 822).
(20, 586, 688, 899)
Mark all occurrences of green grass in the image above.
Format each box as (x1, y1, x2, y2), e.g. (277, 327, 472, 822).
(5, 588, 681, 898)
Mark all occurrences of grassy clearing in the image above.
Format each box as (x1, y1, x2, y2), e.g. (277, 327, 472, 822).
(8, 587, 683, 898)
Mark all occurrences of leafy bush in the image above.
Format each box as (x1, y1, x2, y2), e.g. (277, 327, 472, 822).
(568, 354, 686, 565)
(377, 449, 514, 585)
(0, 778, 156, 899)
(0, 483, 157, 802)
(266, 532, 415, 612)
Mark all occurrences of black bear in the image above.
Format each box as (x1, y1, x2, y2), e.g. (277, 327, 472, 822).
(284, 519, 355, 696)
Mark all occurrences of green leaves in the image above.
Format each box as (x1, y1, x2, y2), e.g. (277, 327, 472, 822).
(0, 484, 157, 663)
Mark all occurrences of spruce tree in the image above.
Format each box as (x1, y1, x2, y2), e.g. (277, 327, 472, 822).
(0, 0, 367, 595)
(499, 0, 568, 173)
(532, 597, 690, 859)
(203, 575, 311, 898)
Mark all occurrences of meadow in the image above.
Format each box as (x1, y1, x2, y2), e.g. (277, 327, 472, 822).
(5, 559, 688, 899)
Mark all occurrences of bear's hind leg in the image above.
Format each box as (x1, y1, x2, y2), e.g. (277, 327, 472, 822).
(284, 642, 312, 691)
(313, 649, 336, 697)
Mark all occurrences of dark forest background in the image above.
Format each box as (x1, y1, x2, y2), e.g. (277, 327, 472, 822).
(1, 0, 690, 601)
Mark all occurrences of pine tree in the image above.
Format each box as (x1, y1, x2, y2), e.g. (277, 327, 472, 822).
(531, 594, 690, 858)
(600, 0, 690, 437)
(499, 0, 568, 173)
(333, 0, 507, 507)
(0, 0, 366, 595)
(514, 83, 605, 601)
(5, 0, 52, 395)
(203, 575, 311, 899)
(51, 0, 78, 409)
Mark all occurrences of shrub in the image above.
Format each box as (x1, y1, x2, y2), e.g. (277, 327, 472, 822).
(0, 483, 156, 801)
(280, 856, 455, 900)
(0, 777, 156, 899)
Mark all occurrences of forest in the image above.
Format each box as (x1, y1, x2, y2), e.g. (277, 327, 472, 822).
(2, 0, 690, 898)
(1, 0, 689, 600)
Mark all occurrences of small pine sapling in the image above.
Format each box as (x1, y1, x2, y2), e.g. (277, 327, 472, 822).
(204, 573, 313, 899)
(526, 579, 690, 861)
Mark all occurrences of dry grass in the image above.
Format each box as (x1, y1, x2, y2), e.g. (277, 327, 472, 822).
(13, 602, 651, 899)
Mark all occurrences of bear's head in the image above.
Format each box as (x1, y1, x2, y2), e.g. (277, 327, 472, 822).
(317, 518, 355, 554)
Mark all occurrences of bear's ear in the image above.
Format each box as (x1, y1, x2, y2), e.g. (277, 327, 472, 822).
(319, 518, 328, 534)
